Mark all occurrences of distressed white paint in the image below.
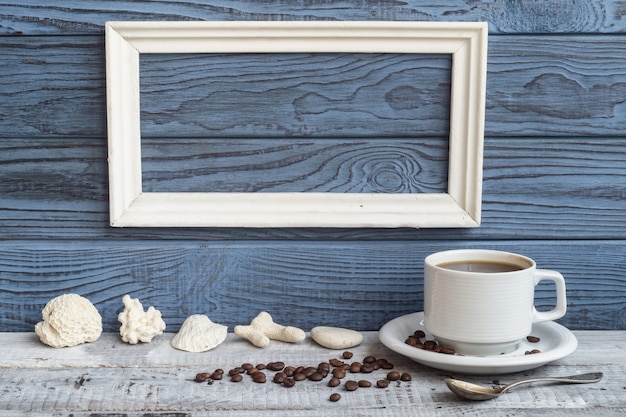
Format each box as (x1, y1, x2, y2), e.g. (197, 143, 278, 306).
(0, 331, 623, 416)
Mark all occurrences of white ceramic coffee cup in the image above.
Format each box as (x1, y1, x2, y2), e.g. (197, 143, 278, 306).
(423, 249, 567, 356)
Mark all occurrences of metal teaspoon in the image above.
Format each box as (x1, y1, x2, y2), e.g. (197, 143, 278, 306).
(445, 372, 603, 401)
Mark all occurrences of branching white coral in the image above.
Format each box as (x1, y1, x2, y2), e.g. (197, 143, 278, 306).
(35, 294, 102, 348)
(118, 294, 166, 344)
(234, 311, 305, 347)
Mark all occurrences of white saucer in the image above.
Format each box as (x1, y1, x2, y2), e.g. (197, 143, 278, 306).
(379, 312, 577, 375)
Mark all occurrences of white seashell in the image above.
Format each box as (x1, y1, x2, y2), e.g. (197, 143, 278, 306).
(171, 314, 228, 352)
(35, 294, 102, 348)
(310, 326, 364, 349)
(118, 294, 166, 344)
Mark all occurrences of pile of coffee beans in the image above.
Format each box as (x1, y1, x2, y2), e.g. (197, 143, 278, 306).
(404, 331, 543, 355)
(193, 350, 413, 402)
(404, 330, 455, 355)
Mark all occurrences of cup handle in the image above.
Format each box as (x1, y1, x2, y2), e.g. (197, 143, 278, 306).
(532, 269, 567, 323)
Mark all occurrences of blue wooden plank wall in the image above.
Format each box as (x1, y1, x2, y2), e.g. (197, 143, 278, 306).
(1, 1, 625, 333)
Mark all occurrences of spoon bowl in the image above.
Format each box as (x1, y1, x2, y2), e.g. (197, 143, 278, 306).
(446, 372, 603, 401)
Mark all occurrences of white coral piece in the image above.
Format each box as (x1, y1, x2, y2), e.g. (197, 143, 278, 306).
(118, 294, 166, 344)
(234, 311, 305, 347)
(171, 314, 228, 352)
(35, 294, 102, 348)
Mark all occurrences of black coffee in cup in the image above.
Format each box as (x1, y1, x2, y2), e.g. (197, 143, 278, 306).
(437, 261, 524, 273)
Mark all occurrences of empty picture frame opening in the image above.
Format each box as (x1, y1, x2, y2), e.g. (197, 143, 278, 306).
(139, 52, 452, 194)
(106, 21, 487, 228)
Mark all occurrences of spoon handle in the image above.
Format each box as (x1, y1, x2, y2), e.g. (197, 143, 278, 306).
(503, 372, 603, 393)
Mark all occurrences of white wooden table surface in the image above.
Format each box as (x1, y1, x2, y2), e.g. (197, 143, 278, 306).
(0, 331, 624, 416)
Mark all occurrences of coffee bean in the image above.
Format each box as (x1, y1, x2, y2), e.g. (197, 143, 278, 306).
(360, 364, 374, 373)
(342, 351, 354, 359)
(414, 330, 426, 338)
(294, 373, 306, 381)
(329, 359, 344, 367)
(405, 336, 421, 346)
(273, 372, 286, 384)
(387, 371, 401, 381)
(440, 347, 455, 355)
(423, 340, 437, 351)
(377, 379, 390, 388)
(211, 371, 223, 381)
(252, 372, 267, 383)
(303, 367, 317, 377)
(345, 380, 359, 391)
(231, 374, 243, 383)
(378, 359, 394, 370)
(283, 377, 296, 388)
(283, 366, 296, 377)
(527, 335, 541, 343)
(318, 362, 331, 371)
(194, 372, 211, 383)
(358, 380, 372, 387)
(400, 373, 412, 381)
(308, 372, 324, 381)
(328, 377, 341, 387)
(229, 367, 244, 376)
(267, 361, 285, 371)
(332, 368, 346, 379)
(363, 356, 376, 364)
(329, 393, 341, 402)
(241, 363, 254, 370)
(349, 362, 362, 373)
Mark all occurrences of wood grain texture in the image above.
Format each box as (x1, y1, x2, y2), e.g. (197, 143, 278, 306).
(0, 332, 624, 416)
(1, 1, 626, 335)
(1, 241, 624, 332)
(4, 35, 626, 137)
(140, 52, 452, 138)
(2, 137, 624, 240)
(141, 138, 449, 193)
(0, 0, 622, 35)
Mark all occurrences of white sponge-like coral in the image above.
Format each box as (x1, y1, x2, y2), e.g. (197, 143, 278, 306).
(118, 294, 166, 344)
(35, 294, 102, 348)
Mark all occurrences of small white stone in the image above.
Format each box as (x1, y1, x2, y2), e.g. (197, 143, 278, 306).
(171, 315, 228, 352)
(310, 326, 363, 349)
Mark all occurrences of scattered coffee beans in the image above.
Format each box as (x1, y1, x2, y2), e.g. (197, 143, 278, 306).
(191, 352, 412, 403)
(527, 335, 541, 343)
(525, 349, 541, 355)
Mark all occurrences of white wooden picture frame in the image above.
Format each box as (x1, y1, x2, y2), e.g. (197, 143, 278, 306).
(105, 21, 487, 228)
